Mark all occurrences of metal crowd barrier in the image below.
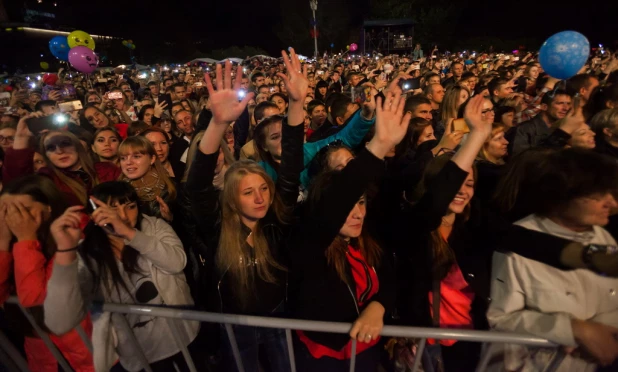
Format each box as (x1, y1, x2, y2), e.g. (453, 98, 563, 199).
(1, 296, 556, 372)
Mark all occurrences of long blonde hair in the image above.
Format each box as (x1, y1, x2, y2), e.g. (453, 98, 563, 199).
(441, 85, 469, 123)
(117, 136, 177, 201)
(181, 130, 235, 183)
(39, 130, 100, 205)
(217, 160, 287, 301)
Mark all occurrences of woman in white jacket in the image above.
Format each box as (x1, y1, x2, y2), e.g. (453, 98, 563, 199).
(44, 181, 200, 372)
(486, 148, 618, 371)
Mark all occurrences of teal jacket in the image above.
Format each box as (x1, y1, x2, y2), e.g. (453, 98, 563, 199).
(259, 110, 375, 187)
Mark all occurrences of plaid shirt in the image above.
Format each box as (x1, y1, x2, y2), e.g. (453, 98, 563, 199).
(514, 87, 550, 124)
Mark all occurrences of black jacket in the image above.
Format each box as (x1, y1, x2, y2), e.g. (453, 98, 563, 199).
(511, 114, 551, 156)
(186, 120, 304, 315)
(287, 149, 396, 351)
(394, 161, 494, 330)
(169, 137, 189, 180)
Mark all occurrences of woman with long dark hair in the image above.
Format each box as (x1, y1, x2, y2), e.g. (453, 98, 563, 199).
(44, 181, 200, 372)
(288, 92, 410, 371)
(0, 175, 93, 371)
(395, 95, 495, 371)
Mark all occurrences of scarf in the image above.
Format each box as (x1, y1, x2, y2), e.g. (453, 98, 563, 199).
(126, 170, 165, 202)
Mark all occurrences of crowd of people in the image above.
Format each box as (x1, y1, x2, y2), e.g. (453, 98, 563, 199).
(0, 44, 618, 372)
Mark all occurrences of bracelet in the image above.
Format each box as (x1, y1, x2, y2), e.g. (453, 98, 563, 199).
(56, 247, 78, 253)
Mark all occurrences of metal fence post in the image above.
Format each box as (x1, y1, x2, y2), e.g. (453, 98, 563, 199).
(285, 329, 296, 372)
(411, 338, 426, 372)
(224, 323, 245, 372)
(114, 315, 153, 372)
(15, 302, 72, 372)
(75, 324, 93, 353)
(349, 339, 357, 372)
(0, 330, 29, 372)
(166, 318, 197, 372)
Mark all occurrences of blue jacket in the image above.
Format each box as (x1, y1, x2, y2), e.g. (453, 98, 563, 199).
(259, 110, 375, 187)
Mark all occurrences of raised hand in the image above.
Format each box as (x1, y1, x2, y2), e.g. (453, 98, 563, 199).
(366, 92, 412, 159)
(463, 94, 492, 137)
(204, 61, 254, 126)
(50, 206, 84, 252)
(154, 100, 168, 118)
(277, 48, 309, 103)
(90, 196, 135, 240)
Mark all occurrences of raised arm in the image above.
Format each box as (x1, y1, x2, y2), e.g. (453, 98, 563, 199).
(45, 206, 93, 335)
(402, 95, 492, 232)
(274, 48, 309, 207)
(292, 92, 412, 260)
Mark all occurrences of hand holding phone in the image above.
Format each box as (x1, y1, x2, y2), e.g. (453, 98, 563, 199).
(26, 113, 70, 134)
(88, 198, 116, 235)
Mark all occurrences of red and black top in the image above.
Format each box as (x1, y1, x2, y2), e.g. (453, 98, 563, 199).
(297, 245, 380, 359)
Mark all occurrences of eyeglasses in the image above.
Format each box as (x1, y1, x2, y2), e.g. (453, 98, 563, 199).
(44, 137, 73, 153)
(481, 108, 495, 114)
(0, 135, 14, 143)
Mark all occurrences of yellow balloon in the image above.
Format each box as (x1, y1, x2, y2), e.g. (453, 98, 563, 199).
(40, 62, 49, 70)
(67, 30, 95, 50)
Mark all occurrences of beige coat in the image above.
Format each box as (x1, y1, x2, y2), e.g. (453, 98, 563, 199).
(484, 215, 618, 372)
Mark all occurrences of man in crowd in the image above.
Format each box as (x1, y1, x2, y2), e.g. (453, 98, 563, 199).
(442, 62, 464, 88)
(511, 90, 572, 156)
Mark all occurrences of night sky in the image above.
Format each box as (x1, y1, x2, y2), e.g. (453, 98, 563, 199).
(8, 0, 618, 55)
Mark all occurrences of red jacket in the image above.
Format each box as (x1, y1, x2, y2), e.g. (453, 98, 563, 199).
(3, 147, 121, 206)
(0, 241, 94, 370)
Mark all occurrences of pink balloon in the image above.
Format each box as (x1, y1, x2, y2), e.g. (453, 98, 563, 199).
(68, 46, 99, 73)
(350, 43, 358, 52)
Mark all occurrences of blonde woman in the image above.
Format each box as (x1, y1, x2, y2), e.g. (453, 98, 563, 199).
(186, 50, 307, 372)
(118, 136, 176, 222)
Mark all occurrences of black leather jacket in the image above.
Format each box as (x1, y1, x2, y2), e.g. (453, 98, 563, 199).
(186, 119, 304, 315)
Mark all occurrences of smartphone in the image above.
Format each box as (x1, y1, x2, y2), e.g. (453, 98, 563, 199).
(317, 70, 324, 75)
(194, 82, 204, 87)
(399, 78, 420, 92)
(26, 113, 70, 134)
(452, 118, 470, 133)
(352, 85, 372, 104)
(58, 100, 83, 113)
(108, 92, 123, 100)
(88, 199, 116, 234)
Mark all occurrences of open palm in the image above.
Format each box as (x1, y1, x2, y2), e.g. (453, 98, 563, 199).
(204, 61, 254, 125)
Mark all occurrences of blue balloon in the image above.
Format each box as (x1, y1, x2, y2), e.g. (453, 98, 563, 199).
(539, 31, 590, 80)
(330, 43, 334, 48)
(49, 36, 70, 61)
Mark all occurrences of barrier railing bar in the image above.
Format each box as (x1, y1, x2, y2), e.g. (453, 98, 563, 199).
(15, 302, 72, 372)
(166, 319, 197, 372)
(101, 303, 555, 347)
(75, 324, 93, 353)
(114, 315, 153, 372)
(411, 338, 426, 372)
(285, 329, 296, 372)
(349, 339, 357, 372)
(0, 330, 29, 372)
(224, 323, 245, 372)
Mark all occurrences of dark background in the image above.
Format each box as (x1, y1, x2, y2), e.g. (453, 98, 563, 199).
(2, 0, 618, 69)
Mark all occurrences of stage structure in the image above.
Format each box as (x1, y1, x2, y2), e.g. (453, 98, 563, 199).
(362, 18, 415, 56)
